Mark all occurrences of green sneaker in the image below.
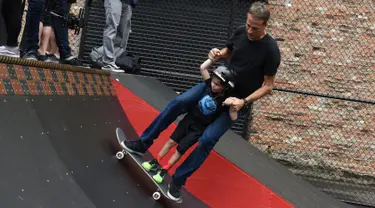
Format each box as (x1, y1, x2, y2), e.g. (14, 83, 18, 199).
(141, 159, 158, 171)
(153, 169, 167, 184)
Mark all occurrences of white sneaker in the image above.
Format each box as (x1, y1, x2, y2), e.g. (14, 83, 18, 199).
(102, 63, 124, 73)
(0, 46, 20, 58)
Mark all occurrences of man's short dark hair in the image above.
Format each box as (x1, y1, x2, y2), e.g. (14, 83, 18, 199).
(248, 2, 270, 25)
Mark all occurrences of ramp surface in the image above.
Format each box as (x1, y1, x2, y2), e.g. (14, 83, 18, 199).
(0, 60, 354, 208)
(112, 73, 355, 208)
(0, 95, 207, 207)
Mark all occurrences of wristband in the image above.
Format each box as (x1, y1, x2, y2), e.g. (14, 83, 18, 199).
(242, 98, 249, 106)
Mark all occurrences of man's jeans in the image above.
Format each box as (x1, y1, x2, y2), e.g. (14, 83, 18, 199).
(140, 82, 246, 186)
(25, 0, 71, 59)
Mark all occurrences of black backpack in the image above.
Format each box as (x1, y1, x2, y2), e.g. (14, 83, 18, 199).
(115, 51, 142, 74)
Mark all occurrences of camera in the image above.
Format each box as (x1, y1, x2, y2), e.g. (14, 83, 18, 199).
(45, 0, 87, 35)
(47, 7, 85, 35)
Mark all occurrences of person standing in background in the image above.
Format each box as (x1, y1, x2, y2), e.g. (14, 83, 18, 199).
(0, 0, 23, 58)
(21, 0, 82, 66)
(38, 2, 60, 62)
(90, 0, 136, 72)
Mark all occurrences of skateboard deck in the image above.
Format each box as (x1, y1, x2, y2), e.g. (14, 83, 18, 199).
(115, 127, 182, 203)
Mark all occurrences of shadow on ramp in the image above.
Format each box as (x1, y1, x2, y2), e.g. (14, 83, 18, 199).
(0, 95, 207, 208)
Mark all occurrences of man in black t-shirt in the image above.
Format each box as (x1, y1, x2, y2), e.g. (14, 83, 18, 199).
(122, 2, 280, 201)
(209, 2, 280, 109)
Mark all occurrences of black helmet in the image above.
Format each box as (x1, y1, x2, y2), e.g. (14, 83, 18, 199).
(212, 65, 237, 89)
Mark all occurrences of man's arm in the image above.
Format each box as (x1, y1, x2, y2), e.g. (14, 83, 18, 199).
(244, 75, 275, 103)
(231, 75, 275, 111)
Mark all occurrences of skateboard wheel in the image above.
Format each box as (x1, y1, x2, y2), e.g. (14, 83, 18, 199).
(116, 151, 124, 159)
(152, 192, 161, 200)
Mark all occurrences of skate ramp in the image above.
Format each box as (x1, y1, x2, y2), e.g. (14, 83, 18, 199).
(0, 61, 207, 208)
(112, 73, 355, 208)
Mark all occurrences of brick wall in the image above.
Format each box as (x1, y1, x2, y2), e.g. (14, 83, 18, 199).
(251, 92, 375, 177)
(248, 0, 375, 195)
(268, 0, 375, 99)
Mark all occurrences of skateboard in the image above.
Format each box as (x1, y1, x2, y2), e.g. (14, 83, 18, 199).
(115, 127, 182, 203)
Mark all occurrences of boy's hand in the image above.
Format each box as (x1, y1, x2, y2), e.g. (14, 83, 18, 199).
(229, 106, 237, 112)
(208, 48, 221, 61)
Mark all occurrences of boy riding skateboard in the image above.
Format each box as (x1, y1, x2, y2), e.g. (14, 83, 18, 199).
(122, 58, 239, 201)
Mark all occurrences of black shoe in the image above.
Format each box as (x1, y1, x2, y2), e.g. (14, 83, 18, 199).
(90, 61, 103, 70)
(38, 54, 48, 62)
(122, 140, 148, 156)
(45, 53, 59, 63)
(60, 56, 83, 66)
(22, 50, 38, 60)
(167, 180, 182, 201)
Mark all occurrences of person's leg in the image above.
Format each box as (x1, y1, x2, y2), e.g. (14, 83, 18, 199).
(158, 139, 177, 160)
(2, 0, 22, 46)
(141, 139, 176, 172)
(153, 150, 181, 184)
(38, 22, 44, 45)
(39, 11, 58, 63)
(0, 0, 4, 50)
(50, 0, 70, 59)
(48, 29, 59, 55)
(122, 82, 208, 154)
(23, 0, 45, 59)
(112, 3, 132, 62)
(0, 0, 2, 18)
(167, 111, 234, 201)
(51, 0, 81, 65)
(46, 29, 60, 62)
(0, 0, 22, 57)
(101, 0, 124, 72)
(38, 11, 53, 56)
(38, 26, 52, 59)
(169, 129, 202, 168)
(152, 119, 193, 183)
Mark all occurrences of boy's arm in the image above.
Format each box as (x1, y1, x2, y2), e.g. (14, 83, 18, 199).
(200, 59, 215, 81)
(229, 106, 238, 121)
(208, 47, 232, 62)
(223, 97, 238, 121)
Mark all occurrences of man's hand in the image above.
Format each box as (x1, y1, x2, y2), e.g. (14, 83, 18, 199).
(223, 97, 245, 111)
(208, 48, 221, 62)
(227, 97, 245, 111)
(223, 97, 236, 106)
